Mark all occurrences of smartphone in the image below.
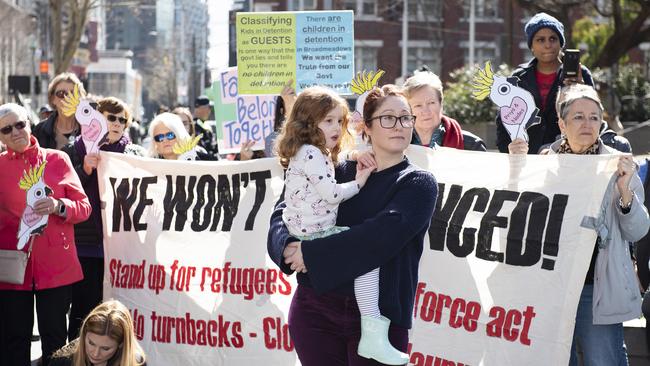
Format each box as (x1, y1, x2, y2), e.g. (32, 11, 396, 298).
(562, 49, 581, 78)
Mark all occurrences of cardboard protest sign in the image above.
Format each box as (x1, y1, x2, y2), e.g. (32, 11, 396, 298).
(97, 147, 619, 365)
(16, 161, 50, 250)
(349, 70, 385, 137)
(236, 11, 354, 95)
(472, 61, 541, 142)
(173, 135, 202, 161)
(61, 84, 109, 154)
(209, 67, 275, 154)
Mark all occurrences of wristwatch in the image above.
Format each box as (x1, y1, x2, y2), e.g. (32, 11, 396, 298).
(619, 194, 633, 213)
(56, 199, 66, 217)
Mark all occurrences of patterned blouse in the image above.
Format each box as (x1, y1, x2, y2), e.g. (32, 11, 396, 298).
(282, 144, 360, 236)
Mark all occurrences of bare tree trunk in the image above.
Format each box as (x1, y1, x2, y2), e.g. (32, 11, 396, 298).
(50, 0, 94, 74)
(594, 4, 650, 68)
(50, 0, 62, 72)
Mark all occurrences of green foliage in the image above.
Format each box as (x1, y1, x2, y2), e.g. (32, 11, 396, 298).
(572, 17, 613, 69)
(613, 64, 650, 122)
(444, 63, 513, 124)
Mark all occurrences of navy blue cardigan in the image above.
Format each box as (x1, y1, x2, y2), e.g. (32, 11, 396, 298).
(267, 158, 437, 328)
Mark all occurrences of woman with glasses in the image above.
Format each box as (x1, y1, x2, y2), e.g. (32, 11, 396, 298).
(268, 85, 437, 365)
(61, 96, 146, 342)
(509, 84, 649, 365)
(402, 70, 486, 151)
(147, 112, 215, 160)
(33, 72, 87, 150)
(0, 103, 91, 366)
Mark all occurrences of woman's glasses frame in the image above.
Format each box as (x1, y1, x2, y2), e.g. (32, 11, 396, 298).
(366, 115, 416, 129)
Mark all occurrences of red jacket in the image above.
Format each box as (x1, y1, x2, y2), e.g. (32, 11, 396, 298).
(0, 136, 90, 290)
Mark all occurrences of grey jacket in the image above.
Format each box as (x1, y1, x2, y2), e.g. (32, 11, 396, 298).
(549, 140, 650, 324)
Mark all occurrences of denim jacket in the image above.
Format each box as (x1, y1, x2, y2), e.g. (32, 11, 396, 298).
(550, 140, 650, 324)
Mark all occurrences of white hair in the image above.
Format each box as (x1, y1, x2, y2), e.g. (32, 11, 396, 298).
(402, 71, 444, 102)
(147, 112, 190, 158)
(0, 103, 31, 124)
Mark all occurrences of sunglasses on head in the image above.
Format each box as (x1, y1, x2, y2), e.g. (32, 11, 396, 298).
(0, 120, 27, 135)
(54, 90, 71, 99)
(106, 114, 128, 124)
(153, 132, 176, 142)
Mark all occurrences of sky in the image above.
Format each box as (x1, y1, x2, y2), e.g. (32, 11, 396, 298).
(207, 0, 234, 71)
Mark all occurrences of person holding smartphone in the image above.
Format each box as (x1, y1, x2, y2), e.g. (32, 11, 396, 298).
(497, 12, 594, 155)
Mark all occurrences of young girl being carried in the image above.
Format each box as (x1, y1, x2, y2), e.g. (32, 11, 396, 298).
(275, 86, 408, 365)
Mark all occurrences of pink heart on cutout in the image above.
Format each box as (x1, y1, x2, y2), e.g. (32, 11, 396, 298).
(82, 119, 101, 141)
(22, 206, 42, 227)
(500, 97, 528, 125)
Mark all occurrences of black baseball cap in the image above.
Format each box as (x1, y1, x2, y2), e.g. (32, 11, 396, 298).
(195, 95, 213, 107)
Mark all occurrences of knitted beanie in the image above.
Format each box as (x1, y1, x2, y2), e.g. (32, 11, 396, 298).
(524, 13, 565, 48)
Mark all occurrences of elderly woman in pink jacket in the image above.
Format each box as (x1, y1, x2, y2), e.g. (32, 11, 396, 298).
(0, 103, 91, 366)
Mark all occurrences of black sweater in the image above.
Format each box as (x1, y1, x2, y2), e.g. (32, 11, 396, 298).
(267, 158, 437, 328)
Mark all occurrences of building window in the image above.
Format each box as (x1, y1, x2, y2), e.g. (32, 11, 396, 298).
(408, 0, 442, 21)
(399, 40, 441, 74)
(461, 41, 499, 66)
(519, 41, 533, 63)
(462, 0, 499, 20)
(291, 0, 317, 10)
(343, 0, 378, 17)
(355, 40, 383, 72)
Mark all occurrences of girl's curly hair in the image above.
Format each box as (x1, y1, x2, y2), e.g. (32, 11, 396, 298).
(275, 86, 351, 168)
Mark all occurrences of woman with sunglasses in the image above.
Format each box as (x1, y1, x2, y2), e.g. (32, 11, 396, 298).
(147, 112, 189, 159)
(61, 96, 146, 342)
(0, 103, 91, 366)
(147, 112, 215, 161)
(33, 72, 87, 150)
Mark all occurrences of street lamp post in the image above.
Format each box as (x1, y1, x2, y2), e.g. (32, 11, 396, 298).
(30, 35, 37, 108)
(402, 0, 408, 78)
(469, 0, 475, 67)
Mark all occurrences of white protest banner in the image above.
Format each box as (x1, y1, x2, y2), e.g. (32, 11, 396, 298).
(406, 145, 618, 366)
(98, 153, 296, 365)
(98, 146, 619, 365)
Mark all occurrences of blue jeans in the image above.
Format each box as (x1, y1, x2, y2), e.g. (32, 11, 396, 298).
(569, 285, 629, 366)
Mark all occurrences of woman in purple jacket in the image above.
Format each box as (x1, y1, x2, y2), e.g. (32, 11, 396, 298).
(62, 97, 145, 341)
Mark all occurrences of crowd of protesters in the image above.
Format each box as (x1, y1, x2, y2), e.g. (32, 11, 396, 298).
(1, 11, 650, 366)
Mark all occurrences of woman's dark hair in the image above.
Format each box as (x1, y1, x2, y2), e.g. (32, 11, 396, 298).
(362, 85, 409, 143)
(98, 97, 132, 128)
(274, 96, 286, 131)
(363, 84, 408, 126)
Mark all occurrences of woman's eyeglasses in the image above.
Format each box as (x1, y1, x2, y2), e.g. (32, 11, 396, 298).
(0, 120, 27, 135)
(366, 115, 416, 129)
(106, 114, 128, 124)
(54, 90, 71, 99)
(153, 132, 176, 142)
